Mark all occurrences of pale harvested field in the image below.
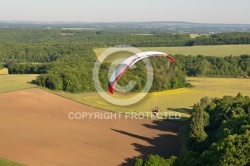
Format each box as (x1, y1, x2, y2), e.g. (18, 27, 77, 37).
(0, 74, 38, 94)
(94, 45, 250, 58)
(0, 88, 183, 166)
(0, 68, 38, 94)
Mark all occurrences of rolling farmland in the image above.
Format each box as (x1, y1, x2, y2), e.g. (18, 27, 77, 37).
(1, 67, 250, 120)
(1, 44, 250, 165)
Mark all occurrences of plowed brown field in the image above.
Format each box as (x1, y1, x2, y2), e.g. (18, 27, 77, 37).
(0, 88, 183, 166)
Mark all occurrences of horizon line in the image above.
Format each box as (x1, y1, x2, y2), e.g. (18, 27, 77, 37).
(1, 20, 250, 25)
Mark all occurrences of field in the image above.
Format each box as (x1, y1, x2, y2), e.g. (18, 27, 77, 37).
(1, 67, 250, 120)
(94, 44, 250, 58)
(0, 68, 38, 94)
(0, 88, 183, 166)
(189, 33, 209, 38)
(49, 77, 250, 120)
(0, 158, 23, 166)
(0, 68, 8, 74)
(0, 67, 26, 166)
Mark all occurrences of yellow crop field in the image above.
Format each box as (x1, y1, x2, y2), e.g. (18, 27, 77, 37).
(0, 68, 8, 75)
(49, 77, 250, 121)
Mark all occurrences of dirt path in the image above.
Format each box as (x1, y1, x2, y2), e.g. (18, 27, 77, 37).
(0, 88, 183, 166)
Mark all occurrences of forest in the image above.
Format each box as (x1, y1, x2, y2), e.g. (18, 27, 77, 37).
(0, 29, 250, 52)
(174, 54, 250, 77)
(135, 94, 250, 166)
(179, 93, 250, 166)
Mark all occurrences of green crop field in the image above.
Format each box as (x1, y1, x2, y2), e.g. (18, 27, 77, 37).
(0, 68, 38, 94)
(0, 158, 24, 166)
(48, 77, 250, 121)
(94, 44, 250, 60)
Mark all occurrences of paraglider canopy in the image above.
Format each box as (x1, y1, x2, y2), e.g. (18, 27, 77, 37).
(108, 51, 175, 94)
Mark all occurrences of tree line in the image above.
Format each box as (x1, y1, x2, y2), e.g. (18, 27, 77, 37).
(193, 33, 250, 45)
(175, 54, 250, 77)
(8, 63, 50, 74)
(177, 93, 250, 165)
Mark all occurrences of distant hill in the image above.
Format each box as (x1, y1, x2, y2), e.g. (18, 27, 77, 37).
(0, 20, 250, 33)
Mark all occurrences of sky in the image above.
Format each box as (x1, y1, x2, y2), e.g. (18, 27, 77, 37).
(1, 0, 250, 24)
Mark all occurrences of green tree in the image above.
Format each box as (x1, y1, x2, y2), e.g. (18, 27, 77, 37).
(135, 155, 176, 166)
